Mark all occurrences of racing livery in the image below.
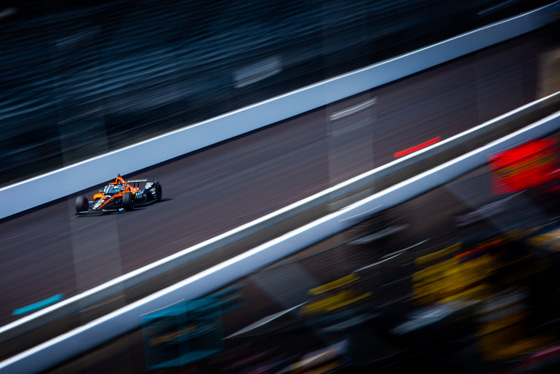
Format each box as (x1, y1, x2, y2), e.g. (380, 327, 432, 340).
(75, 175, 162, 214)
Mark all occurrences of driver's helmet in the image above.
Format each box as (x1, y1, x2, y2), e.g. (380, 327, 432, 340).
(103, 184, 121, 194)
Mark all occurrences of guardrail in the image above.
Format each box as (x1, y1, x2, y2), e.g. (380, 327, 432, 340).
(1, 2, 558, 220)
(2, 87, 560, 373)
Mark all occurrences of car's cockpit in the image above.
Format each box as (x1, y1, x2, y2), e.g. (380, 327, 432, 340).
(103, 184, 122, 195)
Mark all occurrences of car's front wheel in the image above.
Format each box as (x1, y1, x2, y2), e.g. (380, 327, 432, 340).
(75, 195, 88, 213)
(123, 192, 135, 211)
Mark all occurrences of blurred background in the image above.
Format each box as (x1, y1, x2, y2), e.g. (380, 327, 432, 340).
(0, 0, 553, 185)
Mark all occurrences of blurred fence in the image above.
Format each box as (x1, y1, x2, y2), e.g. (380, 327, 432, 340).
(0, 0, 556, 186)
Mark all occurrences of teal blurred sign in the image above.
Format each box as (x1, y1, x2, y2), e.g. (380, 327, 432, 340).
(142, 298, 224, 369)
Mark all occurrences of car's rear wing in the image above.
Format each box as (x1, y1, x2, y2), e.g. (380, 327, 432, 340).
(126, 179, 155, 189)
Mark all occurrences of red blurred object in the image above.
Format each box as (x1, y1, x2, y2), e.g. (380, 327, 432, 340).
(489, 138, 560, 194)
(394, 136, 441, 158)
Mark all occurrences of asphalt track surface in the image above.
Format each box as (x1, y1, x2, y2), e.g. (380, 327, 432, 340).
(1, 23, 559, 331)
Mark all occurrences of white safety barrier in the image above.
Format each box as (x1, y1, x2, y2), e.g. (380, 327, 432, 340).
(1, 2, 558, 220)
(1, 108, 559, 373)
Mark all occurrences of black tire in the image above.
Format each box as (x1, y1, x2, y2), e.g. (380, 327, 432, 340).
(75, 195, 88, 213)
(123, 192, 135, 211)
(145, 180, 162, 202)
(155, 183, 162, 202)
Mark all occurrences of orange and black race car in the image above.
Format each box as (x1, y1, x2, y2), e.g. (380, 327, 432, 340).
(75, 175, 162, 215)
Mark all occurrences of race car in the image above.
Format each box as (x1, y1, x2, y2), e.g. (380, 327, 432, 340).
(75, 175, 162, 214)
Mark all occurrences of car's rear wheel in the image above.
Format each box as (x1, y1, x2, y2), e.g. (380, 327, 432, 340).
(123, 192, 135, 211)
(75, 195, 88, 213)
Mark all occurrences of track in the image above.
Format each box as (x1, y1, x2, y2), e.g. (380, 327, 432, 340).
(1, 23, 559, 328)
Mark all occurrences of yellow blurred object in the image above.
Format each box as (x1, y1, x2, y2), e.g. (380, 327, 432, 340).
(475, 289, 530, 361)
(308, 273, 359, 295)
(301, 273, 370, 315)
(410, 232, 543, 362)
(415, 242, 461, 265)
(412, 250, 496, 304)
(440, 284, 490, 304)
(324, 292, 371, 312)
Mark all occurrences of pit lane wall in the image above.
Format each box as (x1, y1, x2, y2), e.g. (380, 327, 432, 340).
(1, 2, 558, 220)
